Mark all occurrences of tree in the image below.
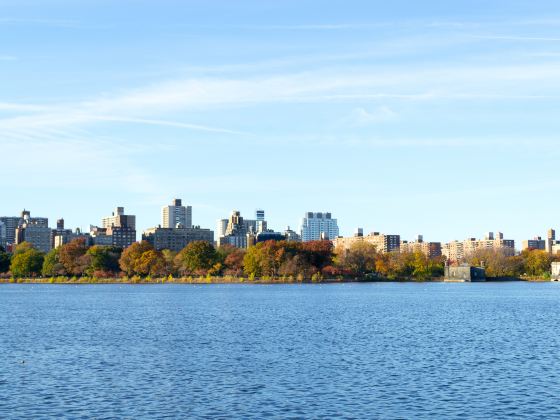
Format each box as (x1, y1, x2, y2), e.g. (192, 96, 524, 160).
(0, 249, 10, 273)
(10, 242, 44, 278)
(85, 245, 121, 276)
(59, 238, 90, 276)
(301, 241, 333, 270)
(42, 247, 66, 276)
(120, 241, 165, 276)
(335, 242, 377, 277)
(522, 249, 551, 277)
(175, 241, 218, 275)
(468, 249, 523, 278)
(217, 245, 245, 276)
(161, 249, 178, 276)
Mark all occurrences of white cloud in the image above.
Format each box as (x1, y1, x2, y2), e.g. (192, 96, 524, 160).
(348, 106, 398, 125)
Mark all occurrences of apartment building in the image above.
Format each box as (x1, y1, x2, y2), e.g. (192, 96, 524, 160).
(300, 212, 339, 242)
(333, 230, 400, 253)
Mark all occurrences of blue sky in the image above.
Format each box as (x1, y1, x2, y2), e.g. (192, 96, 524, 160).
(1, 0, 560, 244)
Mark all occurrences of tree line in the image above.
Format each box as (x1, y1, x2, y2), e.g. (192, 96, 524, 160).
(0, 239, 557, 280)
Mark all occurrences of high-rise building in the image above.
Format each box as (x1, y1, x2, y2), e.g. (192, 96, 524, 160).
(95, 207, 136, 248)
(1, 209, 48, 250)
(102, 207, 136, 230)
(162, 198, 192, 228)
(15, 219, 52, 253)
(0, 217, 19, 249)
(216, 219, 229, 239)
(217, 209, 268, 248)
(300, 212, 339, 242)
(0, 220, 6, 250)
(547, 228, 557, 254)
(220, 210, 249, 248)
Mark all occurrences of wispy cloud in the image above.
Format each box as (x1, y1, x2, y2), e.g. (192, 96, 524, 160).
(3, 59, 560, 140)
(346, 106, 398, 126)
(470, 34, 560, 42)
(0, 17, 81, 28)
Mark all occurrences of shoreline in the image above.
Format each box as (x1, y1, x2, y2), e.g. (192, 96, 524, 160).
(0, 277, 551, 285)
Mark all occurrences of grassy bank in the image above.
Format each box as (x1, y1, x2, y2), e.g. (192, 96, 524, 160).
(0, 275, 347, 284)
(0, 276, 550, 284)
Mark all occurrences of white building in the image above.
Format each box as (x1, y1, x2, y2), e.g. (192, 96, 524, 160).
(162, 198, 192, 228)
(300, 212, 339, 242)
(552, 262, 560, 280)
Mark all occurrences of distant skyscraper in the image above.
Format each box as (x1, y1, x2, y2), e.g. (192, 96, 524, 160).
(300, 212, 339, 242)
(256, 209, 265, 221)
(547, 228, 557, 254)
(162, 198, 192, 228)
(216, 219, 229, 238)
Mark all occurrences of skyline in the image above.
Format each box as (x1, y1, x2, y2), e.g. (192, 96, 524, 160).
(2, 1, 560, 243)
(0, 198, 555, 247)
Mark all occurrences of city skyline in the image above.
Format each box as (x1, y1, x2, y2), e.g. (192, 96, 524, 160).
(2, 1, 560, 242)
(1, 199, 557, 249)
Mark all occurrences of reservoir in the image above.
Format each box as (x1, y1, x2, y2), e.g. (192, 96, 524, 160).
(1, 282, 559, 418)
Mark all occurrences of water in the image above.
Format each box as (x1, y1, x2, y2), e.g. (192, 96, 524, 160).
(1, 283, 560, 419)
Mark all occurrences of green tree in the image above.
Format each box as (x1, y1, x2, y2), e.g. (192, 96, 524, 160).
(0, 249, 10, 273)
(175, 241, 218, 275)
(85, 245, 121, 276)
(243, 245, 262, 277)
(42, 247, 66, 276)
(10, 242, 44, 278)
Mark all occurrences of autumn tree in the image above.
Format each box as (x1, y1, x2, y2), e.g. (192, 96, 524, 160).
(522, 249, 551, 277)
(468, 249, 523, 278)
(217, 245, 245, 276)
(335, 242, 377, 277)
(59, 238, 90, 276)
(119, 241, 165, 276)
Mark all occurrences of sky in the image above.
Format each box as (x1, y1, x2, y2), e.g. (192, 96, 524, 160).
(1, 0, 560, 244)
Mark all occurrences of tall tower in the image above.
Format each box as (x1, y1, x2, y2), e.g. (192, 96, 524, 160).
(547, 228, 556, 254)
(162, 198, 192, 228)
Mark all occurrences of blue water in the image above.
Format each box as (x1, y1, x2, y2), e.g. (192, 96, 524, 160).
(1, 283, 560, 419)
